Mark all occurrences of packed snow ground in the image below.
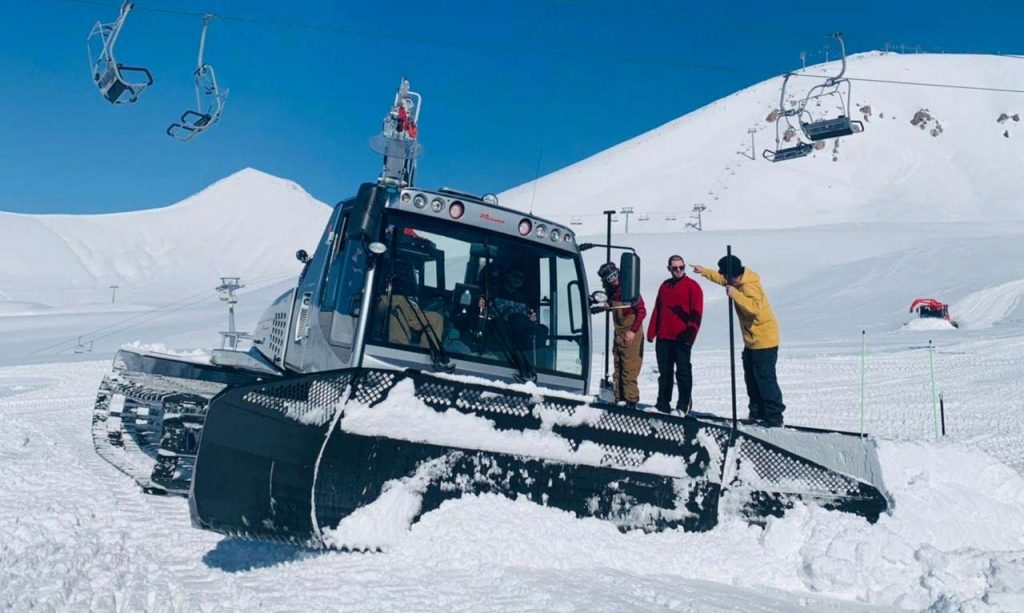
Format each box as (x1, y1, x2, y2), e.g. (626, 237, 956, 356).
(4, 220, 1024, 609)
(3, 332, 1024, 611)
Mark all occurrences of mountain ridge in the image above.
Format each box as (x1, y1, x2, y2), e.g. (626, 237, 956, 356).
(499, 52, 1024, 232)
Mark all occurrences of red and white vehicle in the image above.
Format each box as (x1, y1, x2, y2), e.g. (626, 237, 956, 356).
(909, 298, 959, 328)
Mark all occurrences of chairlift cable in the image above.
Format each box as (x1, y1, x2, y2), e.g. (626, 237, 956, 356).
(26, 270, 295, 357)
(64, 0, 1024, 95)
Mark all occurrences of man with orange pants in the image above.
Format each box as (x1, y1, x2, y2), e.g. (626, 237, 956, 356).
(598, 262, 646, 409)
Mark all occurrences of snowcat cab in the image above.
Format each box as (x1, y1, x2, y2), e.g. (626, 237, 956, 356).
(87, 1, 153, 105)
(92, 79, 892, 548)
(167, 15, 228, 142)
(910, 298, 958, 327)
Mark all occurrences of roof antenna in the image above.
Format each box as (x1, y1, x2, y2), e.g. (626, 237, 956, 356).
(370, 77, 422, 187)
(528, 147, 543, 215)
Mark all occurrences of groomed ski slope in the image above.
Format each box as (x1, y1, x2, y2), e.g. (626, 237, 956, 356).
(3, 329, 1024, 611)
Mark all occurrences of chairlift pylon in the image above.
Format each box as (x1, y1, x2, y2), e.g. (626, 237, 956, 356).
(87, 1, 153, 104)
(167, 15, 229, 141)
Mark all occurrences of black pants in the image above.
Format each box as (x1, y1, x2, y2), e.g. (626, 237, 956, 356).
(655, 339, 692, 411)
(742, 347, 785, 421)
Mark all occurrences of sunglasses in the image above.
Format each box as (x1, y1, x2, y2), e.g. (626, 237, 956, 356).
(603, 272, 619, 282)
(668, 265, 685, 272)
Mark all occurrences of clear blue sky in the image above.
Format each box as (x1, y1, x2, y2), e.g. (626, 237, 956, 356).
(2, 0, 1021, 214)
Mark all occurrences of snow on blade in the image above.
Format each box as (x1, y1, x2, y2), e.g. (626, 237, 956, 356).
(339, 379, 687, 478)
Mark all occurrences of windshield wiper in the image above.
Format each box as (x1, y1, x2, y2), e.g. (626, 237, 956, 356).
(403, 301, 454, 373)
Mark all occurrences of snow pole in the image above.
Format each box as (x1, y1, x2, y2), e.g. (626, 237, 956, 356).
(860, 330, 866, 437)
(928, 339, 939, 440)
(939, 392, 946, 437)
(602, 210, 615, 395)
(727, 245, 737, 430)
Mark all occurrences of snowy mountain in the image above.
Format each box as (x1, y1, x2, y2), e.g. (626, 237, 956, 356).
(0, 168, 331, 312)
(501, 52, 1024, 232)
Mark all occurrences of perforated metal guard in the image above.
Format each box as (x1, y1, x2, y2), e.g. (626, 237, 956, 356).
(240, 374, 354, 426)
(733, 436, 859, 496)
(201, 366, 889, 538)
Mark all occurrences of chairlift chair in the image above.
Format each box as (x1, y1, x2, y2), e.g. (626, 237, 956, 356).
(87, 1, 153, 104)
(762, 73, 814, 163)
(796, 33, 863, 142)
(168, 15, 229, 142)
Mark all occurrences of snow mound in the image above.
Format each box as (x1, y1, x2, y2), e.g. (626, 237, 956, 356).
(902, 318, 956, 332)
(501, 53, 1024, 232)
(0, 168, 331, 309)
(953, 279, 1024, 329)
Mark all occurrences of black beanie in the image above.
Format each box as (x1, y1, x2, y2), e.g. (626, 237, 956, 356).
(597, 262, 619, 283)
(717, 255, 744, 276)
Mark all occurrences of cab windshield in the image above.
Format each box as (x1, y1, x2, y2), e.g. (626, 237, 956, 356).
(368, 212, 587, 378)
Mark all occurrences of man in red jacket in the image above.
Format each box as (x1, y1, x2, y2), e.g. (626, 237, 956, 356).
(646, 255, 704, 414)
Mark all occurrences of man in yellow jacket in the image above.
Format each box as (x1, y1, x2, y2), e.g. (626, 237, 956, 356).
(692, 254, 786, 427)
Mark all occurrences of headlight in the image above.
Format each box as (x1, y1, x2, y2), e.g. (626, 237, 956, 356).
(482, 193, 499, 205)
(518, 219, 533, 236)
(549, 229, 561, 242)
(400, 192, 412, 204)
(535, 224, 547, 239)
(412, 194, 428, 208)
(430, 198, 445, 213)
(449, 201, 464, 219)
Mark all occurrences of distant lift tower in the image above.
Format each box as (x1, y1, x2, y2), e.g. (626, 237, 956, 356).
(216, 276, 246, 349)
(110, 284, 119, 304)
(686, 203, 707, 231)
(620, 206, 635, 234)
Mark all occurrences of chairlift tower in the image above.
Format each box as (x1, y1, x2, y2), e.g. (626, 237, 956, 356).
(686, 203, 707, 231)
(216, 276, 245, 349)
(620, 206, 634, 234)
(740, 127, 757, 160)
(110, 285, 119, 304)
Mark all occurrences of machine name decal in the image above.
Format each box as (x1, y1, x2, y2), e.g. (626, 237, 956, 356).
(479, 213, 506, 225)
